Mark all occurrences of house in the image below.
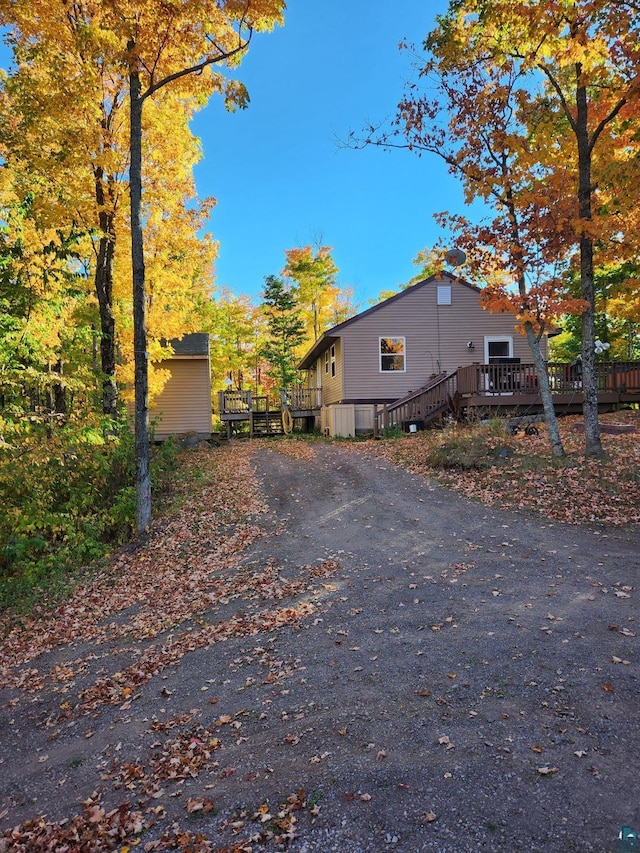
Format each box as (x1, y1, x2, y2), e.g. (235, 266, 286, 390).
(297, 271, 546, 436)
(149, 333, 212, 441)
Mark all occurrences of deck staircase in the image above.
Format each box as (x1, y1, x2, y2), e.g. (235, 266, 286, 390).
(376, 371, 459, 433)
(250, 409, 284, 436)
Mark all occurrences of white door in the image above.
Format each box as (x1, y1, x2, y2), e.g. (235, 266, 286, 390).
(483, 336, 514, 392)
(484, 336, 513, 364)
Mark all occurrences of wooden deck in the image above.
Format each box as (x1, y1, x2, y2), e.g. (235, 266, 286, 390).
(217, 362, 640, 437)
(217, 388, 322, 438)
(375, 361, 640, 434)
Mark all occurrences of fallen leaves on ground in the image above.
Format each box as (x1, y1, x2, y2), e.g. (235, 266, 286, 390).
(0, 444, 267, 680)
(0, 443, 339, 723)
(0, 441, 350, 852)
(0, 432, 637, 852)
(259, 437, 318, 461)
(363, 413, 640, 528)
(0, 793, 144, 853)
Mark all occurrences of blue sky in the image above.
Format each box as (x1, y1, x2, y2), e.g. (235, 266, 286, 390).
(193, 0, 463, 309)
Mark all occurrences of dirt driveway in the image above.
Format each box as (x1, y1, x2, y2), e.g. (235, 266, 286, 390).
(1, 439, 639, 852)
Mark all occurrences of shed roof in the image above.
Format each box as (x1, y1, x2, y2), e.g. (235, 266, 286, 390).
(298, 271, 478, 369)
(165, 333, 210, 357)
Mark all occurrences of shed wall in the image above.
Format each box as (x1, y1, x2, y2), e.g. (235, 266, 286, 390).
(151, 358, 212, 440)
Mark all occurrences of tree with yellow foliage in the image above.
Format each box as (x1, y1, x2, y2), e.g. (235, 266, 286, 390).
(0, 189, 90, 419)
(281, 245, 353, 343)
(0, 5, 129, 418)
(123, 0, 284, 529)
(0, 0, 284, 530)
(0, 4, 230, 420)
(208, 288, 265, 394)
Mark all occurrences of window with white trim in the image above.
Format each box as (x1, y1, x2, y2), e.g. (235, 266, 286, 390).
(379, 337, 406, 372)
(324, 345, 336, 377)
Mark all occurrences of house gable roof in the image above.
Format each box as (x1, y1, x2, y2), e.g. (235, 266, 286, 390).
(298, 271, 480, 369)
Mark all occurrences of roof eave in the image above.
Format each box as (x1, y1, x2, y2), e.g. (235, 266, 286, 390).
(298, 335, 339, 370)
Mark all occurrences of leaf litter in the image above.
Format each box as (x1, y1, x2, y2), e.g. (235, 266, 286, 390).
(0, 434, 639, 852)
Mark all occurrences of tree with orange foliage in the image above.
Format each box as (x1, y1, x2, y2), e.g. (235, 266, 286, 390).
(359, 33, 578, 454)
(358, 0, 640, 457)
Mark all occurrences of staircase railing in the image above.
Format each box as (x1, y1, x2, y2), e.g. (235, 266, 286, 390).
(374, 371, 457, 435)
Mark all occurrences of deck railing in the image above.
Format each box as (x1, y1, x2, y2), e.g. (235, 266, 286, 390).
(598, 362, 640, 393)
(217, 389, 252, 413)
(281, 386, 323, 411)
(458, 361, 640, 396)
(218, 387, 322, 414)
(217, 362, 640, 424)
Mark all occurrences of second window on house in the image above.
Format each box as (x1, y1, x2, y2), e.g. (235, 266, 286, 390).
(325, 344, 336, 377)
(379, 337, 406, 372)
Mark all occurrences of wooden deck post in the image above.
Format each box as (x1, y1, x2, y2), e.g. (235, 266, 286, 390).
(373, 403, 379, 439)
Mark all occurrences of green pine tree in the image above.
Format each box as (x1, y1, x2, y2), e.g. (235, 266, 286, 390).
(260, 275, 306, 388)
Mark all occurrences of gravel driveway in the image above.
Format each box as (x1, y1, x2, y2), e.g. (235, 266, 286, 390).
(1, 439, 638, 852)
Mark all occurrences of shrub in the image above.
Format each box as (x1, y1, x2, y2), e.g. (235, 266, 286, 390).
(0, 414, 176, 612)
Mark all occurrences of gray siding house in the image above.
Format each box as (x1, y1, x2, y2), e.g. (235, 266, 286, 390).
(298, 272, 546, 436)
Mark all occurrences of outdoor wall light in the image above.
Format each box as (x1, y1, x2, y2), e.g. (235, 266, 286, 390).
(467, 341, 475, 350)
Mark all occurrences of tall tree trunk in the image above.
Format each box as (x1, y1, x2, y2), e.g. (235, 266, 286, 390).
(94, 231, 118, 418)
(506, 195, 565, 457)
(523, 323, 565, 457)
(94, 168, 119, 419)
(575, 72, 603, 457)
(52, 359, 67, 416)
(129, 55, 151, 533)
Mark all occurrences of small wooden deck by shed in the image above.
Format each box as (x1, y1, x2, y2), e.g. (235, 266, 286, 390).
(217, 387, 321, 438)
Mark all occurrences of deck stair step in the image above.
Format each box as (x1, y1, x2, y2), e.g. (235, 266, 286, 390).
(250, 410, 284, 436)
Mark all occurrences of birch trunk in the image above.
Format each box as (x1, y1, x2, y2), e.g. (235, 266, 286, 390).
(524, 323, 565, 457)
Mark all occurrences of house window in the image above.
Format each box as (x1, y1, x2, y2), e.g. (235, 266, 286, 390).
(380, 337, 406, 372)
(437, 285, 451, 305)
(324, 345, 336, 377)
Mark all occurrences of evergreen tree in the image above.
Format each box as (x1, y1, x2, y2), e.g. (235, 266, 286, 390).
(260, 275, 306, 388)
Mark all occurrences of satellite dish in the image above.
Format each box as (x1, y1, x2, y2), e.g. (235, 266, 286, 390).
(445, 248, 466, 267)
